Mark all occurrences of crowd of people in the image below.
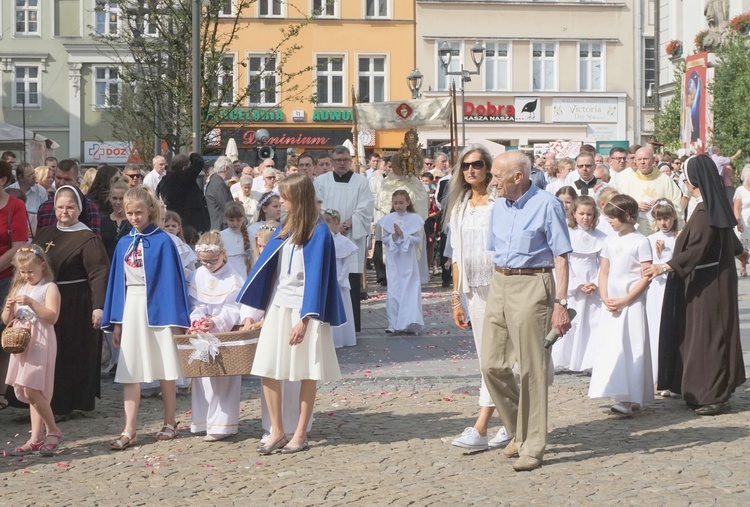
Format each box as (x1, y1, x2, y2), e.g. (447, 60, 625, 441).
(0, 141, 746, 471)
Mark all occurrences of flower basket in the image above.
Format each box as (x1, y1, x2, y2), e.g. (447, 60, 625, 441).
(729, 12, 750, 33)
(694, 30, 708, 52)
(174, 329, 259, 378)
(665, 39, 683, 58)
(1, 318, 31, 354)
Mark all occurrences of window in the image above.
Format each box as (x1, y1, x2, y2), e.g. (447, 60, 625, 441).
(485, 42, 510, 91)
(211, 55, 235, 105)
(358, 56, 386, 103)
(365, 0, 388, 18)
(644, 37, 655, 105)
(316, 55, 345, 105)
(579, 42, 604, 91)
(248, 55, 277, 106)
(219, 0, 234, 16)
(132, 1, 158, 37)
(532, 42, 556, 91)
(259, 0, 282, 16)
(94, 67, 121, 108)
(437, 40, 461, 92)
(14, 65, 41, 108)
(95, 1, 120, 36)
(313, 0, 336, 17)
(15, 0, 40, 35)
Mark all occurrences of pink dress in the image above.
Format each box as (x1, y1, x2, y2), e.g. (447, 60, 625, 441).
(4, 281, 57, 402)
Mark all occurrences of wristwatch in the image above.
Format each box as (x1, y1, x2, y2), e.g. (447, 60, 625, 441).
(662, 264, 669, 274)
(554, 298, 568, 307)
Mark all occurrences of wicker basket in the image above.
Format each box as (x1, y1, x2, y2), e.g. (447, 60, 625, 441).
(174, 329, 259, 378)
(2, 318, 31, 354)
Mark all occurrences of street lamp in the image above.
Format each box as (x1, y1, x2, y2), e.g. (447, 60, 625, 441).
(439, 41, 485, 146)
(192, 0, 202, 154)
(407, 68, 423, 99)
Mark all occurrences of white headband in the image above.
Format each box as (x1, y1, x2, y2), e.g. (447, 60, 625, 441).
(195, 244, 222, 253)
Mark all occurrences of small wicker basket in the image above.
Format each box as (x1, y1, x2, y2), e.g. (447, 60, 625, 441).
(174, 329, 259, 378)
(2, 318, 31, 354)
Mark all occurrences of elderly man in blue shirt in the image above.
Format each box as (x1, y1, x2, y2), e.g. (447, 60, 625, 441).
(481, 151, 572, 472)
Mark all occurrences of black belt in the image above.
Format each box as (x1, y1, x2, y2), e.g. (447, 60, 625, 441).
(495, 266, 553, 276)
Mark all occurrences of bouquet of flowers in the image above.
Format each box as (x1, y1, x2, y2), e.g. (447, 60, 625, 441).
(729, 12, 750, 33)
(665, 39, 682, 58)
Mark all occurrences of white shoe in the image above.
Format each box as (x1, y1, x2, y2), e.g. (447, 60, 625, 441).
(610, 402, 639, 415)
(451, 427, 489, 450)
(260, 431, 270, 444)
(488, 427, 512, 448)
(204, 433, 229, 442)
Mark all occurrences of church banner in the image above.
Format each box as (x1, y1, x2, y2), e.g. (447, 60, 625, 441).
(681, 52, 712, 154)
(355, 98, 452, 130)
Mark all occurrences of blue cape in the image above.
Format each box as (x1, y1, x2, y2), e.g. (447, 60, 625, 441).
(237, 220, 346, 326)
(102, 225, 191, 330)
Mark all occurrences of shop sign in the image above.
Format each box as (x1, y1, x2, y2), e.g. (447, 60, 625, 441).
(217, 108, 284, 122)
(552, 98, 618, 123)
(83, 141, 142, 164)
(313, 109, 354, 122)
(221, 128, 351, 147)
(464, 100, 515, 122)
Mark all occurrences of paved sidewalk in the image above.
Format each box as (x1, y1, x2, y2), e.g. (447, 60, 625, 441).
(2, 276, 750, 506)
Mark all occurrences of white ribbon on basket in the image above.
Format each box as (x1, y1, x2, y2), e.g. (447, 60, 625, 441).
(178, 333, 259, 365)
(187, 333, 221, 365)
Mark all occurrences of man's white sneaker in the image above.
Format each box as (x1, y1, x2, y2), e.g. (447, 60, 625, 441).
(451, 427, 489, 450)
(488, 427, 512, 448)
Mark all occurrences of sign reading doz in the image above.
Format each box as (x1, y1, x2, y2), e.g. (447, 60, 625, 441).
(464, 101, 516, 122)
(83, 141, 142, 164)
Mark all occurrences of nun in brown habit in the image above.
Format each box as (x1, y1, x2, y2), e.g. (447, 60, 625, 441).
(645, 154, 748, 415)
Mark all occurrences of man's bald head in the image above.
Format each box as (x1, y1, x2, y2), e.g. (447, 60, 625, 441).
(634, 147, 655, 175)
(491, 151, 530, 200)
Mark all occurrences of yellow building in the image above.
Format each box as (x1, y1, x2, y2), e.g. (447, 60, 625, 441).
(212, 0, 416, 166)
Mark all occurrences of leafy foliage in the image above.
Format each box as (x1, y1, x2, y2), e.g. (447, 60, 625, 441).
(710, 34, 750, 176)
(652, 60, 684, 152)
(95, 0, 314, 162)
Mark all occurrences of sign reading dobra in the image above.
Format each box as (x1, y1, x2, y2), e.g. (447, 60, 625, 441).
(464, 100, 516, 122)
(217, 108, 284, 122)
(221, 128, 351, 147)
(552, 98, 618, 123)
(313, 109, 354, 122)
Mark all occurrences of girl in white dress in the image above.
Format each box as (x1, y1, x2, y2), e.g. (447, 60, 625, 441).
(322, 209, 358, 348)
(243, 221, 313, 442)
(238, 174, 342, 455)
(552, 196, 606, 372)
(646, 200, 678, 384)
(596, 188, 619, 237)
(732, 168, 750, 276)
(187, 231, 245, 441)
(379, 190, 425, 334)
(589, 194, 654, 415)
(220, 202, 252, 277)
(103, 187, 191, 450)
(247, 192, 281, 264)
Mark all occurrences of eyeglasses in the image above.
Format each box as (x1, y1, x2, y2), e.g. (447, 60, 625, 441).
(199, 258, 221, 266)
(610, 156, 626, 161)
(126, 173, 142, 179)
(332, 158, 350, 164)
(460, 160, 486, 171)
(425, 162, 434, 167)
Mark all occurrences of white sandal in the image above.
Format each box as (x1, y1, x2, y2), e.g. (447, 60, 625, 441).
(154, 422, 178, 441)
(110, 431, 137, 450)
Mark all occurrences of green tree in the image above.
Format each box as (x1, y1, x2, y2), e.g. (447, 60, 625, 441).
(710, 34, 750, 176)
(652, 60, 684, 152)
(95, 0, 313, 162)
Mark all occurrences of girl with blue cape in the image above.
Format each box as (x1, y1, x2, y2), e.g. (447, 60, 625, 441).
(102, 187, 190, 450)
(237, 173, 344, 455)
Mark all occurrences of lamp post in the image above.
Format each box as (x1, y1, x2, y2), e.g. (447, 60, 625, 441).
(192, 0, 202, 154)
(439, 41, 485, 147)
(407, 68, 423, 99)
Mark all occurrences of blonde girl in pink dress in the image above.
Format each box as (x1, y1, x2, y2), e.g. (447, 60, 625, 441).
(2, 245, 62, 456)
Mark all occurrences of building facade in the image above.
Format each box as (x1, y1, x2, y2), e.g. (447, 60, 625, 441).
(213, 0, 416, 165)
(416, 0, 650, 154)
(0, 0, 129, 163)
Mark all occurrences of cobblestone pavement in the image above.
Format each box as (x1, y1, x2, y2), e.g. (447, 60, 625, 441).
(2, 275, 750, 506)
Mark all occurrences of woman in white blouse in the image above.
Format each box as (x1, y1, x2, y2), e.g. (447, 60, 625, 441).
(446, 145, 510, 451)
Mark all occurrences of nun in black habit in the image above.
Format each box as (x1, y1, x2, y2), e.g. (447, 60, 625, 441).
(645, 154, 748, 415)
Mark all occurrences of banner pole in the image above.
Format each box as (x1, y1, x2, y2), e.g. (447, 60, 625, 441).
(351, 87, 362, 174)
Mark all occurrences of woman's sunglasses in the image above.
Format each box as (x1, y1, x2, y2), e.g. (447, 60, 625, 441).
(461, 160, 486, 171)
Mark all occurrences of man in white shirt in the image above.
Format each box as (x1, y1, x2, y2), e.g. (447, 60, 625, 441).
(431, 152, 449, 179)
(365, 153, 380, 179)
(231, 165, 254, 199)
(8, 162, 48, 235)
(143, 155, 167, 190)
